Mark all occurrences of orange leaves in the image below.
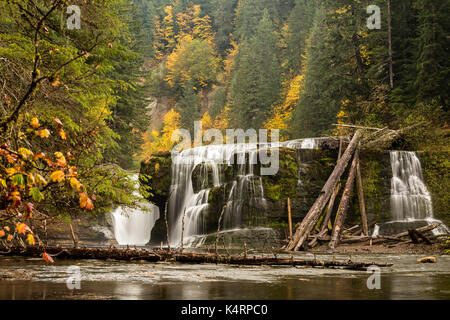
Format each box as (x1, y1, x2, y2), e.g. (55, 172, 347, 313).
(42, 252, 54, 264)
(36, 129, 50, 138)
(0, 230, 5, 238)
(8, 191, 22, 208)
(24, 202, 34, 220)
(54, 117, 63, 128)
(7, 234, 13, 242)
(70, 177, 82, 191)
(50, 170, 65, 183)
(16, 222, 28, 235)
(79, 192, 94, 210)
(30, 117, 40, 129)
(26, 234, 36, 245)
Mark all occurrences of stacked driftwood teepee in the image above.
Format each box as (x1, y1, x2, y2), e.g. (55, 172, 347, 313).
(284, 124, 431, 251)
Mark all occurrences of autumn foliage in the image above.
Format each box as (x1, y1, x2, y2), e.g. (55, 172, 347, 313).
(0, 116, 94, 262)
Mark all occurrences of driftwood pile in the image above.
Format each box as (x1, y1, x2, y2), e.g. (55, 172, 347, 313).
(284, 124, 439, 252)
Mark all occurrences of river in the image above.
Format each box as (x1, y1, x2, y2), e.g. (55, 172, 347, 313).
(1, 252, 449, 300)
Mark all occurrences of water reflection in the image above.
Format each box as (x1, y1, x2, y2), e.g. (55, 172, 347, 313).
(1, 255, 450, 300)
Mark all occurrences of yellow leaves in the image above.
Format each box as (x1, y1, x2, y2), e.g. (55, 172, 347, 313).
(30, 117, 40, 128)
(70, 177, 82, 191)
(284, 75, 304, 109)
(54, 152, 67, 167)
(5, 167, 17, 177)
(58, 129, 67, 140)
(200, 112, 213, 131)
(42, 252, 54, 264)
(214, 106, 231, 131)
(50, 170, 65, 183)
(18, 147, 34, 159)
(35, 174, 47, 186)
(0, 178, 6, 190)
(26, 234, 36, 246)
(79, 192, 94, 210)
(16, 222, 28, 235)
(36, 129, 50, 138)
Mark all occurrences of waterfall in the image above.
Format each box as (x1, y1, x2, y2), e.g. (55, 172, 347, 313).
(167, 144, 267, 245)
(111, 175, 160, 246)
(167, 138, 326, 246)
(386, 151, 448, 235)
(390, 151, 433, 220)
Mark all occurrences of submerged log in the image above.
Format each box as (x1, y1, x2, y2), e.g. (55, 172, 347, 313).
(0, 245, 393, 271)
(286, 130, 363, 251)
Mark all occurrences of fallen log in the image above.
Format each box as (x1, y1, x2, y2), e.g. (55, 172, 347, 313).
(408, 229, 432, 245)
(351, 221, 377, 236)
(286, 130, 363, 251)
(329, 148, 359, 249)
(340, 224, 439, 244)
(0, 245, 393, 271)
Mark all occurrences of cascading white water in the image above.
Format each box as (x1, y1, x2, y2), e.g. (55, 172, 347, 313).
(390, 151, 433, 221)
(387, 151, 448, 235)
(168, 138, 325, 246)
(111, 175, 160, 246)
(168, 143, 267, 245)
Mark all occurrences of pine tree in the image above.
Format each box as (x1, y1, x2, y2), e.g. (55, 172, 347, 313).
(176, 81, 202, 133)
(212, 0, 238, 56)
(285, 0, 316, 74)
(414, 0, 449, 109)
(230, 9, 281, 129)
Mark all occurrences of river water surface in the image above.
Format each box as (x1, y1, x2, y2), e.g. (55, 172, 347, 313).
(1, 253, 449, 300)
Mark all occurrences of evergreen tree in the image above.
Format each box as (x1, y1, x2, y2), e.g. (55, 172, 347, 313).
(285, 0, 316, 73)
(176, 81, 202, 133)
(230, 10, 281, 129)
(212, 0, 238, 56)
(234, 0, 280, 41)
(414, 0, 449, 109)
(107, 2, 151, 169)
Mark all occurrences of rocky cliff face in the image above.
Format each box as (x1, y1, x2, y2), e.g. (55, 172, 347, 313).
(139, 144, 447, 243)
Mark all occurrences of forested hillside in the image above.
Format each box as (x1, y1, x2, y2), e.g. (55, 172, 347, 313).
(141, 0, 449, 156)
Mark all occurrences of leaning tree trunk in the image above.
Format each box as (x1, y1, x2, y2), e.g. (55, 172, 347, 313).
(355, 148, 369, 236)
(329, 148, 359, 249)
(285, 130, 363, 251)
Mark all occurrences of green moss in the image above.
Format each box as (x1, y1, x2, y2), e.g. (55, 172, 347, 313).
(359, 152, 391, 223)
(262, 148, 299, 201)
(421, 151, 450, 226)
(265, 184, 282, 201)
